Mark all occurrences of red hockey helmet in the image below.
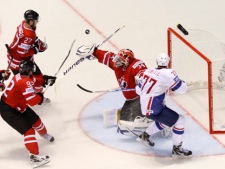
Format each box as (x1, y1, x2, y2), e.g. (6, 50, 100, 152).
(114, 49, 135, 67)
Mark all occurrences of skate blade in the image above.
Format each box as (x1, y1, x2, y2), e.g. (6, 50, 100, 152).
(136, 137, 154, 147)
(32, 160, 50, 168)
(172, 154, 192, 159)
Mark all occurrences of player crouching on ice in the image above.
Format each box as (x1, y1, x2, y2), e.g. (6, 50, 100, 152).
(76, 44, 172, 138)
(135, 53, 192, 158)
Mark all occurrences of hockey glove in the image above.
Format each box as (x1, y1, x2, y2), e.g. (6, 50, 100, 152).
(0, 83, 5, 92)
(0, 70, 11, 80)
(34, 37, 48, 54)
(36, 92, 44, 105)
(76, 44, 97, 60)
(134, 76, 141, 85)
(43, 75, 57, 88)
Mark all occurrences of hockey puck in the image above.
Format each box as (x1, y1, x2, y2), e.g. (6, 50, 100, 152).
(177, 24, 188, 35)
(85, 29, 90, 34)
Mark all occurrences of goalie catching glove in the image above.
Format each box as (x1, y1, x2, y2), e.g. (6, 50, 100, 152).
(76, 44, 97, 60)
(33, 37, 48, 54)
(42, 75, 56, 88)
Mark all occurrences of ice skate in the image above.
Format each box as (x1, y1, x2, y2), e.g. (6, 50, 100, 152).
(172, 142, 192, 158)
(136, 132, 155, 147)
(30, 153, 50, 168)
(42, 133, 54, 142)
(43, 97, 51, 104)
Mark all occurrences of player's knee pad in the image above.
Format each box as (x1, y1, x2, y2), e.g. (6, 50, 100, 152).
(173, 114, 185, 134)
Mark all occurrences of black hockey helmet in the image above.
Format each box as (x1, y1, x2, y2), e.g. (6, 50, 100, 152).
(24, 10, 39, 22)
(19, 60, 35, 76)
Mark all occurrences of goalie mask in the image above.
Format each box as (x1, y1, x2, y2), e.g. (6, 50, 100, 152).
(114, 49, 135, 67)
(156, 53, 170, 67)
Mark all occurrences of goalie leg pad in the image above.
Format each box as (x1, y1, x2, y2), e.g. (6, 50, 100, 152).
(117, 119, 153, 137)
(103, 108, 121, 127)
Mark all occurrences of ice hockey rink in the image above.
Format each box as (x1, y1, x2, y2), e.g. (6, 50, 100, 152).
(1, 0, 225, 168)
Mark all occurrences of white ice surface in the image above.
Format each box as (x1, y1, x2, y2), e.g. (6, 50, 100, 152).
(1, 0, 225, 169)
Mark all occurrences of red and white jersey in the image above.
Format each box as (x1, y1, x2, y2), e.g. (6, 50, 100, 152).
(136, 68, 187, 96)
(1, 74, 42, 112)
(93, 49, 148, 100)
(7, 20, 36, 70)
(135, 68, 187, 115)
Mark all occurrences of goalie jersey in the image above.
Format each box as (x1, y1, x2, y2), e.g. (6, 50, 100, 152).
(93, 49, 147, 100)
(135, 68, 187, 115)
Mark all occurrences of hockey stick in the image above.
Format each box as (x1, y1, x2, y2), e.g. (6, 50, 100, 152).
(5, 44, 13, 71)
(44, 39, 76, 93)
(77, 84, 135, 93)
(54, 39, 76, 77)
(57, 25, 125, 80)
(96, 25, 125, 48)
(1, 44, 14, 83)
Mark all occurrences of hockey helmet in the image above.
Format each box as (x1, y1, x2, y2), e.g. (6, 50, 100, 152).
(156, 53, 170, 67)
(114, 49, 135, 67)
(24, 10, 39, 22)
(19, 60, 35, 76)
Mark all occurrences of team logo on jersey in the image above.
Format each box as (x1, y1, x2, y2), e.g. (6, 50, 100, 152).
(146, 110, 153, 116)
(173, 76, 180, 83)
(118, 76, 128, 88)
(25, 87, 35, 94)
(18, 43, 30, 50)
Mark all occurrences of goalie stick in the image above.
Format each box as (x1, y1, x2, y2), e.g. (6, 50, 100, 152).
(44, 39, 76, 93)
(96, 25, 125, 48)
(57, 25, 125, 80)
(77, 84, 135, 93)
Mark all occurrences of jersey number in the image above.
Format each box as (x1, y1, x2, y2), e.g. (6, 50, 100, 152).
(24, 37, 33, 44)
(141, 75, 157, 94)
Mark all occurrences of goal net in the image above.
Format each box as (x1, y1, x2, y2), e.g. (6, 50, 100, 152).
(168, 27, 225, 134)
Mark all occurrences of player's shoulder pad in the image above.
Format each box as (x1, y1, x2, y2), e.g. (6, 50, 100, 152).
(132, 59, 146, 69)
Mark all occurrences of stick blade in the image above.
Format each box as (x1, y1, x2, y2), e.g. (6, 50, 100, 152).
(77, 84, 93, 93)
(177, 23, 189, 35)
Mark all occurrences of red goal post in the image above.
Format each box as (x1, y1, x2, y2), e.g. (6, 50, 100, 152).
(167, 27, 225, 134)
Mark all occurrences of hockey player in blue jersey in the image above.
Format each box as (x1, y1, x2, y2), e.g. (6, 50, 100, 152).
(135, 53, 192, 158)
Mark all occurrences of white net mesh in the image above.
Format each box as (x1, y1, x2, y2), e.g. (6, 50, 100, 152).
(169, 28, 225, 132)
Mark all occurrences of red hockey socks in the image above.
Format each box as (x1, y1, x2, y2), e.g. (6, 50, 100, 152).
(24, 128, 39, 155)
(32, 118, 47, 136)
